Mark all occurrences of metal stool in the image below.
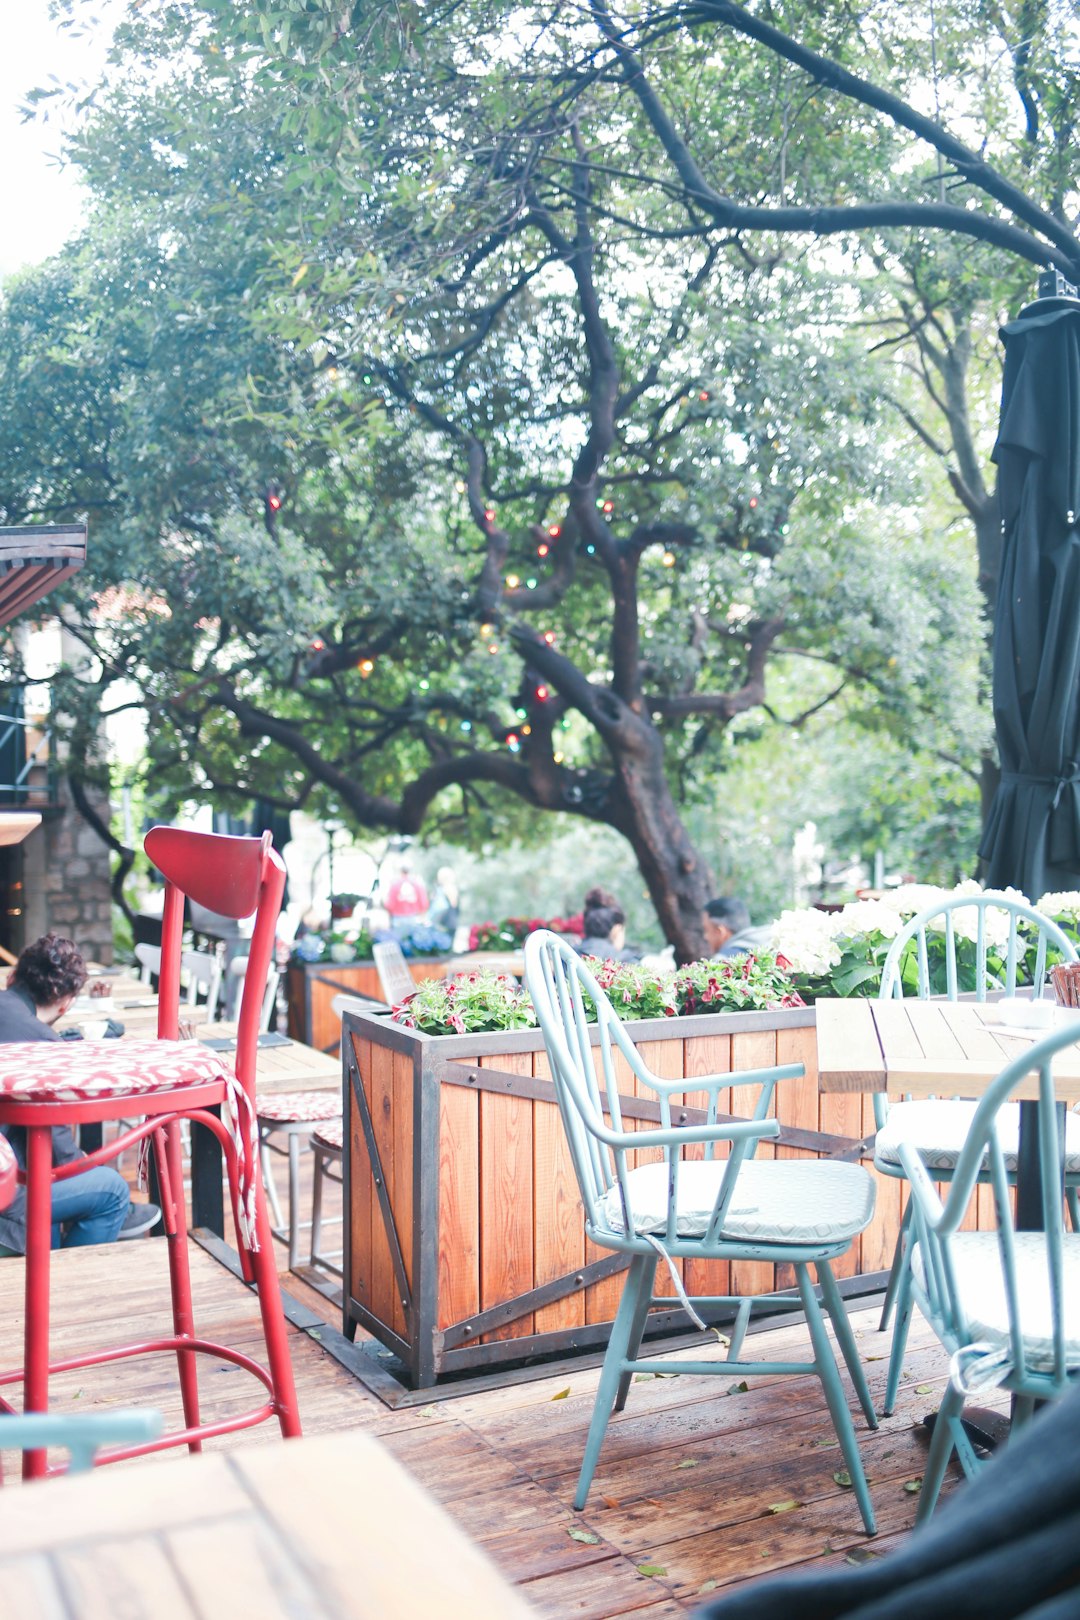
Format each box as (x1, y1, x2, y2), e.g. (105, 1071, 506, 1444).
(310, 1119, 344, 1279)
(257, 1092, 341, 1271)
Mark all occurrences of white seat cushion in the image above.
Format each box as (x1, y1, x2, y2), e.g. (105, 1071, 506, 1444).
(595, 1158, 875, 1246)
(912, 1231, 1080, 1374)
(875, 1099, 1080, 1174)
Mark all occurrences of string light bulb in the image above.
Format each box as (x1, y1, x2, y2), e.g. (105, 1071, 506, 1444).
(547, 524, 561, 537)
(537, 543, 550, 558)
(662, 551, 676, 568)
(358, 658, 374, 676)
(506, 574, 520, 588)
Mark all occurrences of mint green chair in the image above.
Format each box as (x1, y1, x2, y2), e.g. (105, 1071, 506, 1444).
(901, 1019, 1080, 1520)
(1, 1409, 163, 1476)
(873, 894, 1080, 1416)
(524, 929, 879, 1535)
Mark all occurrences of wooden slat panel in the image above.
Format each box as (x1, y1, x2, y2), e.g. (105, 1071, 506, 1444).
(634, 1038, 684, 1300)
(773, 1024, 822, 1291)
(682, 1033, 733, 1301)
(437, 1082, 480, 1332)
(815, 998, 884, 1091)
(390, 1050, 415, 1340)
(531, 1049, 585, 1333)
(348, 1034, 375, 1317)
(367, 1038, 398, 1331)
(729, 1029, 780, 1295)
(479, 1052, 535, 1341)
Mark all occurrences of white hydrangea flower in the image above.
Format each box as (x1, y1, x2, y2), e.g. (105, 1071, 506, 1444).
(877, 884, 951, 917)
(1037, 891, 1080, 921)
(832, 900, 903, 943)
(769, 908, 842, 976)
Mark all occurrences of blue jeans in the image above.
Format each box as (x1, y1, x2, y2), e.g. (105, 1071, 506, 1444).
(50, 1166, 130, 1249)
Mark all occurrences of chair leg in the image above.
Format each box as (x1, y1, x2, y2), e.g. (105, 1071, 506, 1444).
(795, 1264, 876, 1535)
(245, 1180, 303, 1439)
(310, 1146, 325, 1267)
(260, 1135, 285, 1232)
(156, 1123, 202, 1451)
(816, 1260, 877, 1429)
(878, 1200, 911, 1331)
(882, 1247, 916, 1417)
(1067, 1185, 1080, 1234)
(614, 1254, 658, 1412)
(574, 1253, 653, 1511)
(916, 1377, 966, 1523)
(287, 1131, 302, 1272)
(22, 1125, 55, 1480)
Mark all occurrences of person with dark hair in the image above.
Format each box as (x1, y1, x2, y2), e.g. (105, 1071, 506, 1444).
(702, 897, 772, 958)
(576, 888, 640, 963)
(0, 935, 159, 1255)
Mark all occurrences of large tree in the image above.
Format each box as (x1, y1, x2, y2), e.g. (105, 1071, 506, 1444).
(13, 0, 1072, 953)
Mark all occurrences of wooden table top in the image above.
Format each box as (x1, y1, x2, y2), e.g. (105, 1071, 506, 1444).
(816, 996, 1080, 1102)
(0, 1429, 534, 1619)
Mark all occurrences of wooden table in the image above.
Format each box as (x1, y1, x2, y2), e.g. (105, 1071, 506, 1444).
(816, 995, 1080, 1226)
(0, 1429, 535, 1619)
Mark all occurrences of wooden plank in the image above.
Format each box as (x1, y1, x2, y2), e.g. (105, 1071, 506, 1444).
(815, 999, 885, 1092)
(633, 1039, 685, 1301)
(531, 1048, 586, 1334)
(391, 1049, 415, 1340)
(437, 1081, 480, 1332)
(479, 1051, 535, 1341)
(366, 1038, 398, 1332)
(348, 1034, 374, 1318)
(729, 1029, 779, 1296)
(682, 1032, 732, 1302)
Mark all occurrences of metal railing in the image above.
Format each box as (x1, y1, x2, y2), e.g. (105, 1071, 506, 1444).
(0, 711, 56, 806)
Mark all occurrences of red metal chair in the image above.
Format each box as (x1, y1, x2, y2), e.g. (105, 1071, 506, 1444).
(0, 826, 302, 1478)
(0, 1133, 16, 1211)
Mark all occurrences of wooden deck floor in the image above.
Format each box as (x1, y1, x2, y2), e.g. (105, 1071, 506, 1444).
(0, 1231, 1000, 1616)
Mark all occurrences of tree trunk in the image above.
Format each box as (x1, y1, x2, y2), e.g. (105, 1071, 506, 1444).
(606, 739, 715, 964)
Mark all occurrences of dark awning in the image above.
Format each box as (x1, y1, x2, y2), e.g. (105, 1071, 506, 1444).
(0, 524, 87, 628)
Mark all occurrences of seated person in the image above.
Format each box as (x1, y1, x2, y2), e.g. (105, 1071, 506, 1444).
(0, 935, 159, 1254)
(702, 896, 772, 958)
(576, 888, 640, 963)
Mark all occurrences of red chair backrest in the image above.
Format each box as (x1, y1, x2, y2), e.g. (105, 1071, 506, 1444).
(143, 826, 286, 1092)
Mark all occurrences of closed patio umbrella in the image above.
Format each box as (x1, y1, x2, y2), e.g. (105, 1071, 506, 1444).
(979, 290, 1080, 899)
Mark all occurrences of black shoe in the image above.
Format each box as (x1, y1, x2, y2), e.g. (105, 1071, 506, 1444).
(118, 1202, 162, 1240)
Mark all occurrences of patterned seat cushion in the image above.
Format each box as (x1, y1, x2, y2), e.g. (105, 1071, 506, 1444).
(0, 1038, 229, 1103)
(596, 1158, 875, 1246)
(912, 1231, 1080, 1374)
(0, 1132, 15, 1209)
(312, 1119, 344, 1154)
(256, 1090, 341, 1125)
(0, 1039, 261, 1251)
(875, 1098, 1080, 1174)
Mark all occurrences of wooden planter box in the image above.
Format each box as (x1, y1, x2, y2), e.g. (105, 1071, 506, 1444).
(341, 1003, 904, 1388)
(286, 957, 452, 1054)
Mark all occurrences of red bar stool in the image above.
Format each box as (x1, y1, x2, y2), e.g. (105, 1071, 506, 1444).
(0, 826, 302, 1478)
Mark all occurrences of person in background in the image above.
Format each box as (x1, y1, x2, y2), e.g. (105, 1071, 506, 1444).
(428, 866, 460, 935)
(0, 934, 160, 1255)
(576, 888, 640, 963)
(702, 897, 772, 958)
(383, 860, 430, 937)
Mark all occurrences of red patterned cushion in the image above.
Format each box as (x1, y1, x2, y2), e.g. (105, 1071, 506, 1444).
(0, 1040, 261, 1253)
(312, 1119, 343, 1154)
(256, 1090, 340, 1125)
(0, 1132, 15, 1209)
(0, 1038, 230, 1102)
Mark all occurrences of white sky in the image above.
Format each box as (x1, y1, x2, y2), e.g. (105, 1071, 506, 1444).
(0, 1, 118, 276)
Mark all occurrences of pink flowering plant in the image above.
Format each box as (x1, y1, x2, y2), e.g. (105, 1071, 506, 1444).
(585, 959, 678, 1020)
(392, 969, 536, 1035)
(468, 914, 584, 951)
(673, 952, 805, 1014)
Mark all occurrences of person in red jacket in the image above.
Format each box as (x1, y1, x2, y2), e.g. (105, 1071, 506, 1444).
(382, 861, 429, 936)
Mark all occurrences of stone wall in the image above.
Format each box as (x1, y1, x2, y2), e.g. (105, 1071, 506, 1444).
(22, 779, 115, 964)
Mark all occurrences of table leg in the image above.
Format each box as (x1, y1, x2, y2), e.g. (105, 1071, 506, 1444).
(1016, 1099, 1065, 1230)
(190, 1108, 225, 1238)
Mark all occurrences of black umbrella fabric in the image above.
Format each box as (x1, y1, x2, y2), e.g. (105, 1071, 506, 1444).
(980, 298, 1080, 900)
